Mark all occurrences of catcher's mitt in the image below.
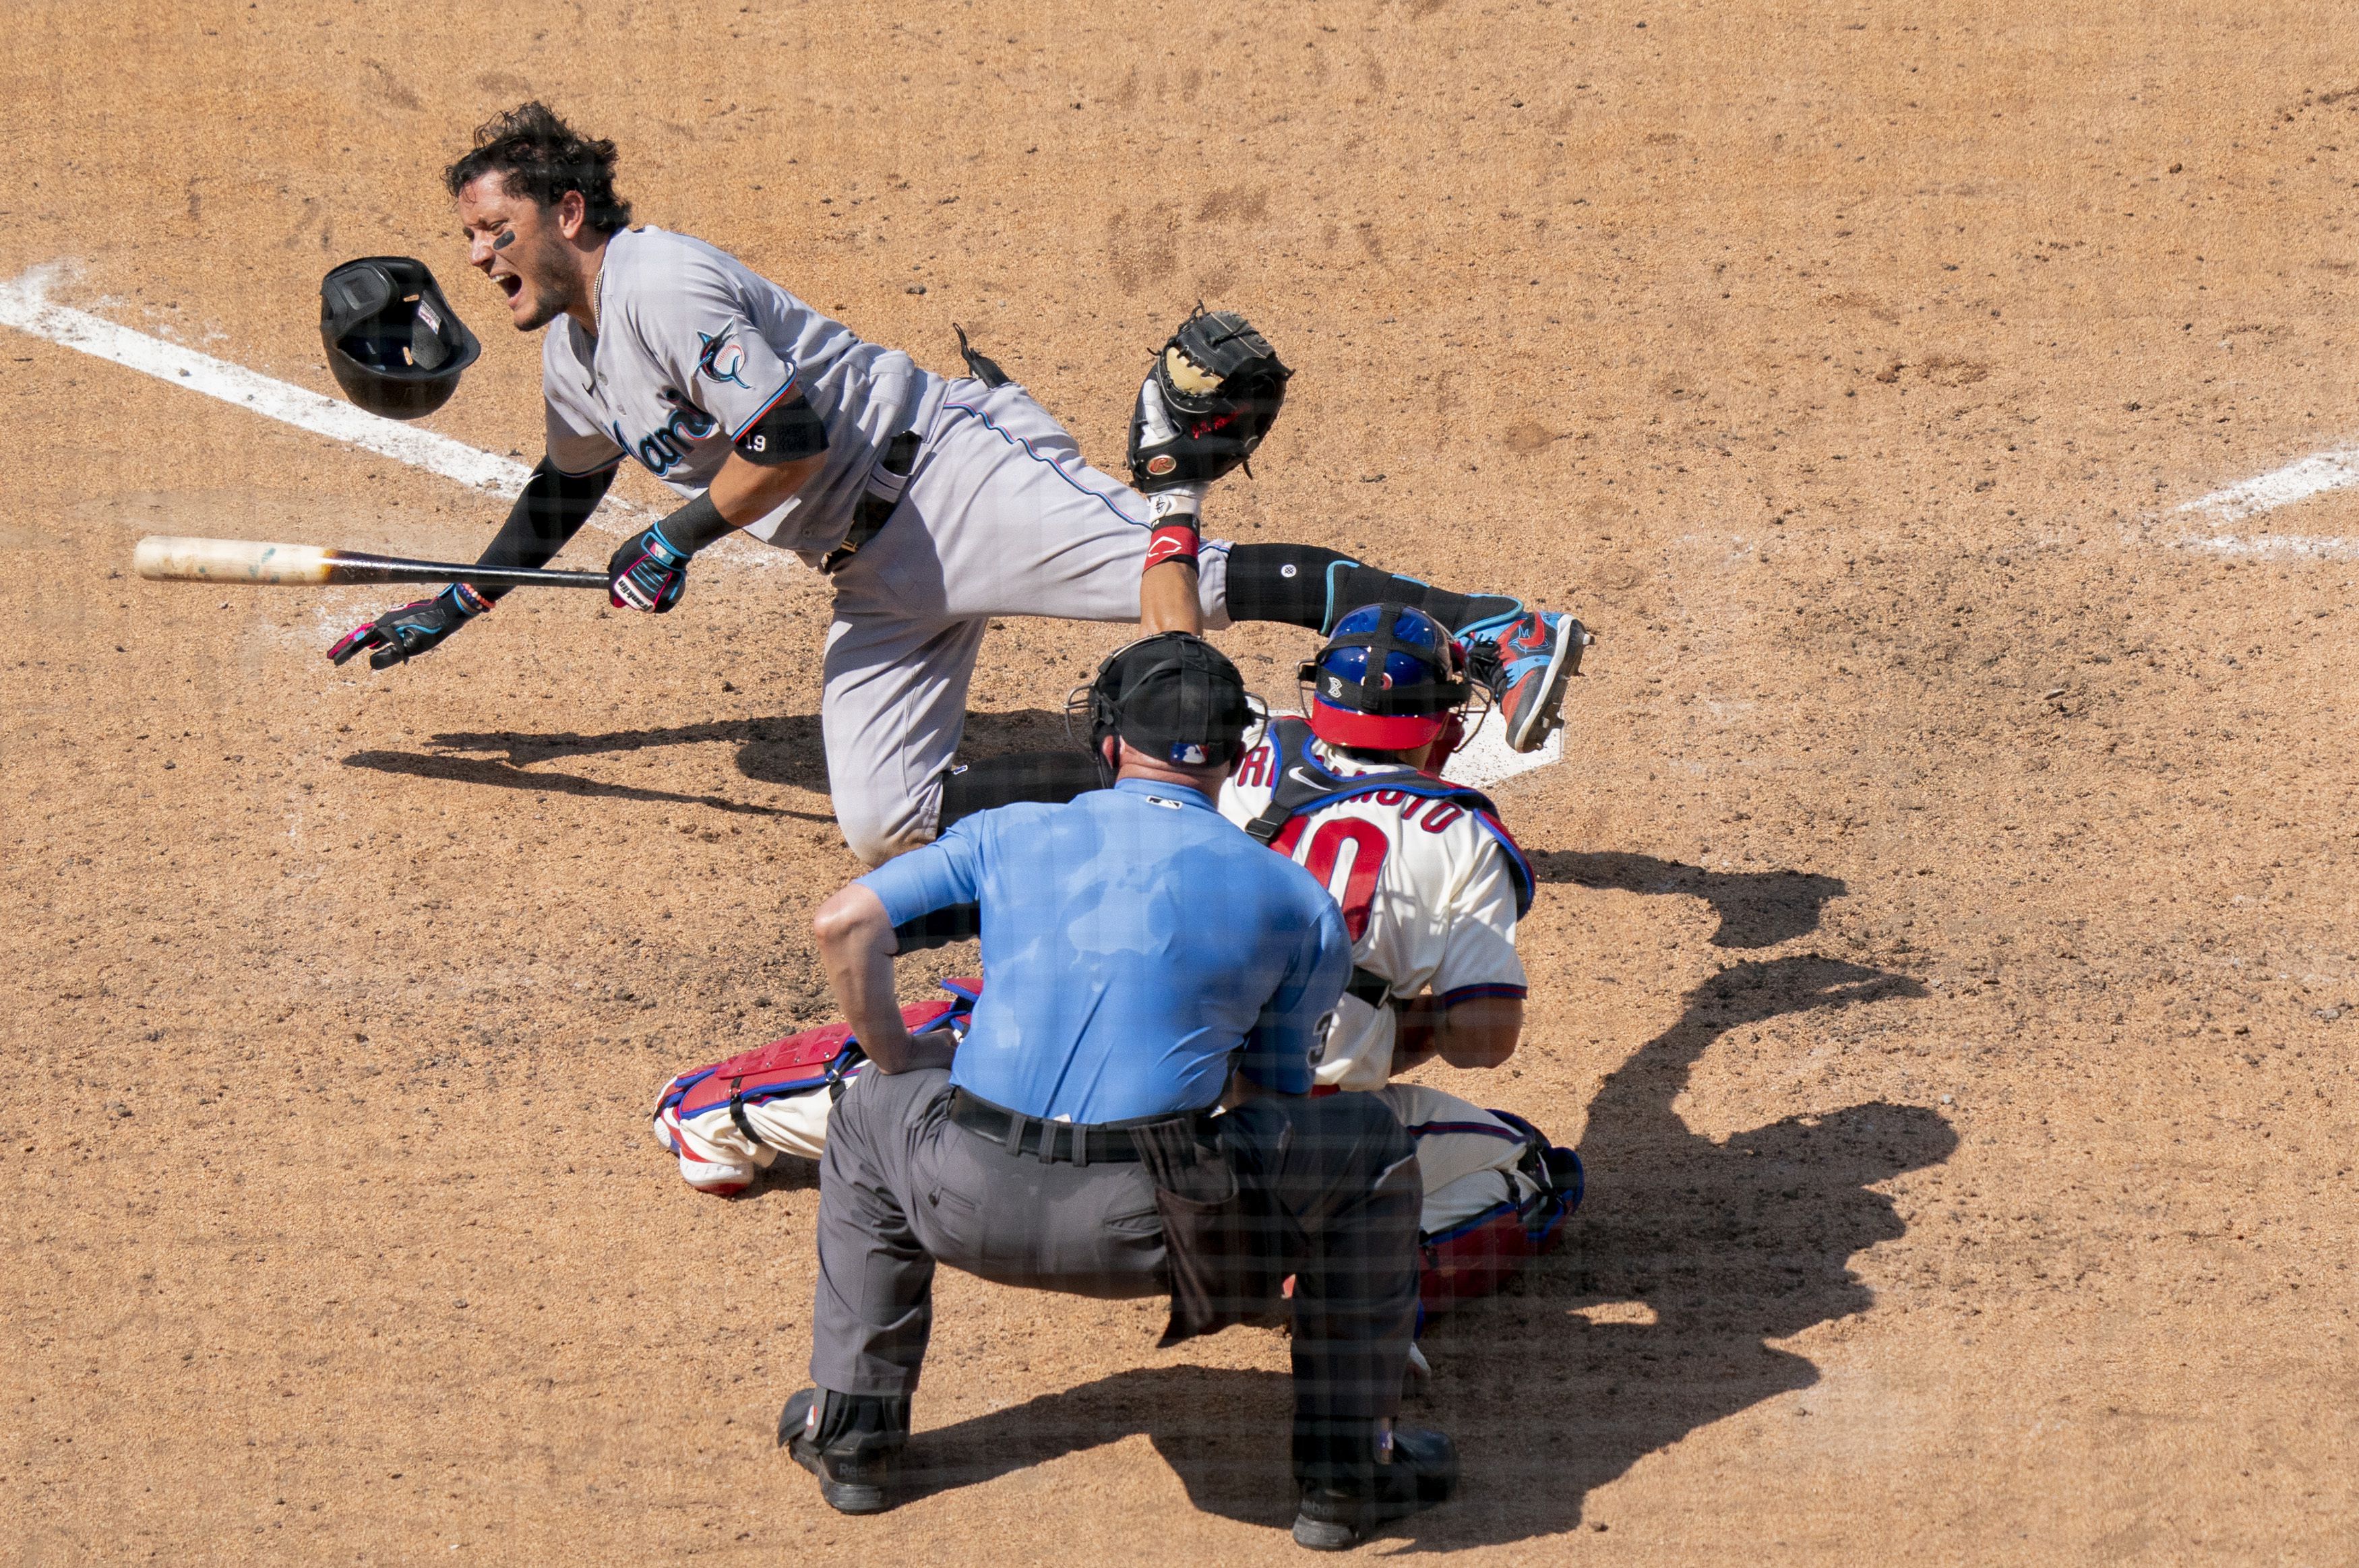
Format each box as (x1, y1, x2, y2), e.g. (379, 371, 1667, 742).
(1127, 306, 1291, 494)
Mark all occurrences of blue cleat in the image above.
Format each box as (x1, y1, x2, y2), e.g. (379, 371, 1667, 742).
(1465, 610, 1591, 753)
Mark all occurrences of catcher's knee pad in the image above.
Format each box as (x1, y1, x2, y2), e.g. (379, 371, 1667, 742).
(651, 980, 981, 1193)
(1378, 1084, 1582, 1321)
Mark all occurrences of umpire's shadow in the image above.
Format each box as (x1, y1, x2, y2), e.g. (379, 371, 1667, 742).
(898, 952, 1954, 1548)
(340, 708, 1070, 821)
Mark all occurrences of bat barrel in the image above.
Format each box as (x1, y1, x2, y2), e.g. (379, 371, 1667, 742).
(133, 537, 609, 590)
(135, 536, 333, 585)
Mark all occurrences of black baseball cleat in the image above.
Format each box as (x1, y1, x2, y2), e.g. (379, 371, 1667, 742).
(778, 1387, 900, 1515)
(1291, 1426, 1460, 1550)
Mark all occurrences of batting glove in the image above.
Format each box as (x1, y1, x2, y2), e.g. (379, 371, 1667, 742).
(607, 524, 692, 614)
(326, 584, 490, 670)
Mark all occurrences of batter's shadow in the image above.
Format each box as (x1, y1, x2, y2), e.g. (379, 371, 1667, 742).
(340, 708, 1073, 823)
(894, 952, 1954, 1548)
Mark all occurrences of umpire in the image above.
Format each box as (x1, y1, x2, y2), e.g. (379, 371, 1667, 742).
(783, 633, 1457, 1549)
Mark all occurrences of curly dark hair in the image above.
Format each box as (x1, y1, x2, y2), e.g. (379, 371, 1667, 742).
(443, 102, 634, 232)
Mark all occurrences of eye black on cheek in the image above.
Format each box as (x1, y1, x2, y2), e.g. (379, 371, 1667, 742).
(492, 230, 516, 250)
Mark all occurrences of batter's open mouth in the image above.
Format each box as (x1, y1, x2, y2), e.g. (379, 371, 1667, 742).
(497, 274, 522, 301)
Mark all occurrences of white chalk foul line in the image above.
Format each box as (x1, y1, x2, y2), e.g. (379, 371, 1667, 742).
(2176, 445, 2359, 525)
(2169, 440, 2359, 557)
(2176, 532, 2359, 560)
(0, 264, 534, 497)
(2, 261, 1562, 784)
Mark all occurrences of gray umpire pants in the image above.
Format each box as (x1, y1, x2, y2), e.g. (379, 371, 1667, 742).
(810, 1065, 1423, 1433)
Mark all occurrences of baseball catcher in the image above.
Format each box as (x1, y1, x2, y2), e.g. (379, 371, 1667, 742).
(1219, 602, 1583, 1327)
(326, 103, 1592, 866)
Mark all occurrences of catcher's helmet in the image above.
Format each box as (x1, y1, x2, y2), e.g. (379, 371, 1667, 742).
(1072, 632, 1259, 767)
(319, 256, 481, 420)
(1302, 602, 1472, 753)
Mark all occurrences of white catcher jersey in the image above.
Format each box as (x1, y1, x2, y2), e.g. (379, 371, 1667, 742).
(1219, 727, 1529, 1089)
(540, 226, 946, 555)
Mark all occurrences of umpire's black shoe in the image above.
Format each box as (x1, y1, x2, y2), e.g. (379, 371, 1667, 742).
(1291, 1426, 1459, 1550)
(778, 1387, 903, 1515)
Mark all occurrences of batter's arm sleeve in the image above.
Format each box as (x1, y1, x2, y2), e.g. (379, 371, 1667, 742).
(468, 458, 618, 602)
(857, 821, 986, 951)
(1240, 898, 1352, 1094)
(1426, 844, 1529, 1005)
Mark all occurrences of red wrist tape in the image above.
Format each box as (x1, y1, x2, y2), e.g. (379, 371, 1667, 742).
(1144, 522, 1201, 571)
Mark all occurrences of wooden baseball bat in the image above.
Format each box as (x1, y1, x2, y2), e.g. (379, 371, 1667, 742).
(133, 536, 609, 590)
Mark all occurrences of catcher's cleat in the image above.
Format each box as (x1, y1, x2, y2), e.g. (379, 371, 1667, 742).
(1291, 1426, 1460, 1550)
(1467, 610, 1590, 753)
(651, 1107, 756, 1195)
(677, 1152, 754, 1196)
(779, 1388, 901, 1515)
(1401, 1342, 1432, 1402)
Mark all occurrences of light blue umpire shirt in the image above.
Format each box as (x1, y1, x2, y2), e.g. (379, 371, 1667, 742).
(857, 777, 1352, 1123)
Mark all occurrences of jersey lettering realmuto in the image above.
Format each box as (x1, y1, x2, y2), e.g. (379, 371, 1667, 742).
(1218, 725, 1529, 1089)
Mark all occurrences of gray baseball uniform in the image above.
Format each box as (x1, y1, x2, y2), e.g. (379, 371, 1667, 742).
(538, 226, 1230, 863)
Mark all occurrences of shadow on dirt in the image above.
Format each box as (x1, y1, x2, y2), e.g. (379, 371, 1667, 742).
(884, 951, 1953, 1549)
(1526, 849, 1848, 948)
(339, 708, 1074, 820)
(340, 747, 830, 819)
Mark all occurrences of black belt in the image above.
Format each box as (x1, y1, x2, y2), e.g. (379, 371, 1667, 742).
(948, 1088, 1211, 1166)
(821, 429, 923, 574)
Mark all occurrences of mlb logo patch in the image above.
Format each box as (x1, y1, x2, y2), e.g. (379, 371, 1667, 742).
(1171, 742, 1208, 765)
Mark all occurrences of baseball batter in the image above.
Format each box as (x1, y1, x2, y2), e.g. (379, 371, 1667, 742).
(330, 103, 1592, 867)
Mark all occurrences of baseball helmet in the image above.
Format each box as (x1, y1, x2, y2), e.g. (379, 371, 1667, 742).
(1300, 602, 1472, 753)
(1070, 632, 1260, 767)
(319, 256, 481, 420)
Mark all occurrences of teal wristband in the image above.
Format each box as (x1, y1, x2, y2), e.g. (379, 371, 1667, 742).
(644, 524, 692, 567)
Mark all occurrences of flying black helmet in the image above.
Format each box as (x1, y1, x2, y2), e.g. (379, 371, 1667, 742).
(319, 256, 481, 420)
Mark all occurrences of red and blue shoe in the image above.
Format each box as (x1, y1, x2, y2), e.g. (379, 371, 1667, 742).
(1463, 610, 1591, 753)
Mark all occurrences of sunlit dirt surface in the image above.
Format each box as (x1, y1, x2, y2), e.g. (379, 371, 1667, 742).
(4, 3, 2356, 1561)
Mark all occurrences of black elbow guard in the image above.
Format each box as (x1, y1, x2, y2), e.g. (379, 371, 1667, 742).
(733, 389, 828, 465)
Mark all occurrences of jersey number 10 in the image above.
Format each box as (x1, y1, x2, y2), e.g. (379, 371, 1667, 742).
(1276, 817, 1390, 941)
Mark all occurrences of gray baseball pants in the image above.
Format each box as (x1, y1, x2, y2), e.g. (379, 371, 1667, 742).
(809, 1065, 1423, 1434)
(819, 377, 1235, 865)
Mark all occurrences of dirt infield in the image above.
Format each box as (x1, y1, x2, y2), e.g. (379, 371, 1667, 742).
(5, 1, 2356, 1562)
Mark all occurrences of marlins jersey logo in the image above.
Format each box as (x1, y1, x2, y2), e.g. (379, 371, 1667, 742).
(696, 329, 751, 388)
